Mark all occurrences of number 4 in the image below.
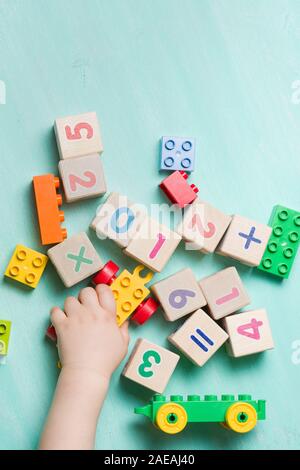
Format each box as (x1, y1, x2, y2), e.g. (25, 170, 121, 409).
(237, 318, 263, 340)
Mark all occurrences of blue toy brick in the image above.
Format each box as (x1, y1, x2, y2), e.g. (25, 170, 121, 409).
(160, 136, 196, 172)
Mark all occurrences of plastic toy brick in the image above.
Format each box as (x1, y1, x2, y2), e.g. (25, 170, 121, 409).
(33, 174, 67, 245)
(5, 245, 48, 288)
(46, 324, 57, 342)
(159, 171, 199, 208)
(135, 394, 266, 434)
(93, 262, 159, 326)
(257, 205, 300, 278)
(0, 320, 12, 357)
(160, 137, 196, 172)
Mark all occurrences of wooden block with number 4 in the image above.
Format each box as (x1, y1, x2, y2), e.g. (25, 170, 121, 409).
(151, 268, 207, 321)
(222, 309, 274, 357)
(55, 112, 103, 160)
(122, 338, 180, 393)
(59, 154, 107, 202)
(198, 267, 250, 320)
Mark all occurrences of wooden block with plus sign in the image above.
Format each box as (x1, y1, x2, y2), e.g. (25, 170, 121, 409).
(217, 215, 272, 266)
(222, 309, 274, 357)
(168, 309, 228, 366)
(48, 232, 104, 287)
(198, 267, 250, 320)
(122, 338, 180, 393)
(54, 112, 103, 160)
(151, 268, 207, 321)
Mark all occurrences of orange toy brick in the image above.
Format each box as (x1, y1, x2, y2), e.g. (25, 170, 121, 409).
(33, 174, 67, 245)
(159, 171, 199, 208)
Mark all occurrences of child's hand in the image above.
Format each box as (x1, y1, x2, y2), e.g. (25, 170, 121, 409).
(50, 285, 130, 381)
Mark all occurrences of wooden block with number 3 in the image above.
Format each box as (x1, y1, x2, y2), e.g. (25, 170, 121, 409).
(55, 112, 103, 160)
(222, 309, 274, 357)
(151, 268, 207, 321)
(59, 154, 107, 202)
(122, 338, 180, 393)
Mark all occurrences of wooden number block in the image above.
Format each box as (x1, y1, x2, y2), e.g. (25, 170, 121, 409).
(124, 217, 182, 272)
(177, 200, 232, 253)
(59, 154, 107, 203)
(54, 112, 103, 160)
(151, 268, 207, 321)
(168, 309, 228, 366)
(90, 192, 146, 248)
(222, 309, 274, 357)
(48, 232, 104, 287)
(122, 338, 180, 393)
(198, 267, 250, 320)
(217, 215, 272, 266)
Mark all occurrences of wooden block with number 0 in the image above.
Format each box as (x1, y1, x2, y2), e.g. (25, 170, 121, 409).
(59, 154, 107, 202)
(122, 338, 180, 393)
(151, 268, 207, 321)
(54, 112, 103, 160)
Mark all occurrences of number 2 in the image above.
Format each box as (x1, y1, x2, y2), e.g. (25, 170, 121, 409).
(189, 214, 216, 238)
(65, 122, 93, 140)
(69, 171, 97, 192)
(138, 350, 161, 378)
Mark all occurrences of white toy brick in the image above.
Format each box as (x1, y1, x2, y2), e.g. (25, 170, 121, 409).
(168, 309, 228, 367)
(198, 267, 250, 320)
(59, 154, 106, 202)
(223, 309, 274, 357)
(124, 217, 182, 272)
(122, 338, 180, 393)
(54, 112, 103, 160)
(217, 214, 272, 267)
(151, 268, 207, 321)
(90, 192, 147, 248)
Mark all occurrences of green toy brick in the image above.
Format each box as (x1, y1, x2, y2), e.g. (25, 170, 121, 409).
(0, 320, 12, 357)
(258, 205, 300, 278)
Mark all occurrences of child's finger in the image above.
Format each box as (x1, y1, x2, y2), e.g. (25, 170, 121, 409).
(64, 296, 81, 316)
(95, 284, 116, 315)
(120, 321, 130, 344)
(78, 287, 98, 307)
(51, 307, 66, 327)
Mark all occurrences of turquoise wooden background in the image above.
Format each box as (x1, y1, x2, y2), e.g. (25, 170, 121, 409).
(0, 0, 300, 450)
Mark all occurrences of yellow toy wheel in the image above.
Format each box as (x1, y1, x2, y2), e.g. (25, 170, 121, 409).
(155, 403, 188, 434)
(225, 402, 257, 433)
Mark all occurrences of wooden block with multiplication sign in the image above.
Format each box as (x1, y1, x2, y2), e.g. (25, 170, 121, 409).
(198, 267, 250, 320)
(122, 338, 180, 393)
(124, 217, 182, 272)
(48, 232, 104, 287)
(54, 112, 103, 160)
(222, 309, 274, 357)
(168, 309, 228, 367)
(59, 154, 107, 202)
(177, 200, 232, 253)
(90, 192, 147, 248)
(151, 268, 207, 321)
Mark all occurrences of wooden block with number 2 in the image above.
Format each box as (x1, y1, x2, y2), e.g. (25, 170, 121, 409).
(122, 338, 180, 393)
(59, 154, 107, 202)
(55, 112, 103, 160)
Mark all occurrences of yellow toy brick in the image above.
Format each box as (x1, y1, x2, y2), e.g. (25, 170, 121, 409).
(0, 320, 12, 357)
(5, 245, 48, 288)
(111, 265, 153, 326)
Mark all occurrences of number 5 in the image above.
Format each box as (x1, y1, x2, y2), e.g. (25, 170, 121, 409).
(65, 122, 93, 140)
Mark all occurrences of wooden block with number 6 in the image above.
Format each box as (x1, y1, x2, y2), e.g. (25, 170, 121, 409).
(55, 112, 103, 160)
(222, 309, 274, 357)
(151, 268, 207, 321)
(59, 154, 107, 202)
(122, 338, 180, 393)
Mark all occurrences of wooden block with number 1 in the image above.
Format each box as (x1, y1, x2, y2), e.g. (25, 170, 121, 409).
(122, 338, 180, 393)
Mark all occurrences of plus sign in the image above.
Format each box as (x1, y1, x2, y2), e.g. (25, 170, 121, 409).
(238, 226, 262, 250)
(67, 246, 93, 272)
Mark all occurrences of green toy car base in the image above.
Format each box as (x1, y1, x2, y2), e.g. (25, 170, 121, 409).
(258, 205, 300, 279)
(134, 394, 266, 434)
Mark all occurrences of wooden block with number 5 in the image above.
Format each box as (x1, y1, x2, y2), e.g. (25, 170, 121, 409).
(122, 338, 180, 393)
(151, 268, 207, 321)
(222, 309, 274, 357)
(54, 112, 103, 160)
(59, 154, 107, 202)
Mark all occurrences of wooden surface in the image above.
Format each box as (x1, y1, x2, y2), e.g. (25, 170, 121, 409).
(0, 0, 300, 450)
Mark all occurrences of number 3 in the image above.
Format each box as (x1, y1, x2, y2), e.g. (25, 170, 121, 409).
(138, 350, 161, 378)
(65, 122, 93, 140)
(69, 171, 97, 192)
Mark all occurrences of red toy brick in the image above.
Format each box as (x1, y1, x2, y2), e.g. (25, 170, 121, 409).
(46, 324, 57, 342)
(92, 260, 119, 286)
(131, 297, 159, 325)
(159, 170, 199, 208)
